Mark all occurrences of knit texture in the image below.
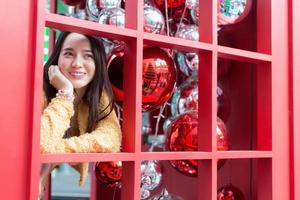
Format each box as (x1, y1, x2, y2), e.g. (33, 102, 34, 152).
(40, 92, 122, 186)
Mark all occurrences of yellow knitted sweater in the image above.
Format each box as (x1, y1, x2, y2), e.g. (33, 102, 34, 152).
(40, 92, 122, 186)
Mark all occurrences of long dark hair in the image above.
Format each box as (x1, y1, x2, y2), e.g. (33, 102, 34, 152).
(43, 31, 114, 132)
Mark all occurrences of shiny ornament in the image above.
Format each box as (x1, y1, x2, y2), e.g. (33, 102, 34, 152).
(217, 84, 231, 122)
(151, 188, 184, 200)
(217, 185, 245, 200)
(154, 0, 185, 9)
(98, 7, 125, 27)
(141, 161, 163, 190)
(171, 75, 198, 116)
(144, 5, 165, 34)
(216, 117, 230, 151)
(99, 0, 121, 8)
(78, 0, 86, 9)
(74, 8, 87, 20)
(186, 0, 199, 9)
(166, 112, 229, 176)
(94, 161, 122, 187)
(175, 24, 199, 41)
(174, 51, 198, 76)
(107, 46, 177, 112)
(218, 0, 252, 25)
(62, 0, 82, 6)
(141, 188, 151, 199)
(86, 0, 100, 21)
(163, 117, 173, 134)
(190, 5, 199, 25)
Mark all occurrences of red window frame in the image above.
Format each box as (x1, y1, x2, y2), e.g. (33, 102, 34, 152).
(13, 0, 292, 199)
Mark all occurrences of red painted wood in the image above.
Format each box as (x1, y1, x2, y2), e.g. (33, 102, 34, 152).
(0, 0, 292, 199)
(271, 0, 290, 199)
(45, 13, 137, 40)
(291, 0, 300, 199)
(0, 0, 42, 199)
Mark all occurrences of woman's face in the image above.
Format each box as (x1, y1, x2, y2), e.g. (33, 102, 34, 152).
(58, 33, 96, 90)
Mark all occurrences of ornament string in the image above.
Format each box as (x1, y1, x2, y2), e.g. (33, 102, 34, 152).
(174, 4, 187, 37)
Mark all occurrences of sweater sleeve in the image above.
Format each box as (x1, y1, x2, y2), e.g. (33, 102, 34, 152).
(40, 97, 74, 153)
(60, 108, 121, 153)
(46, 93, 122, 153)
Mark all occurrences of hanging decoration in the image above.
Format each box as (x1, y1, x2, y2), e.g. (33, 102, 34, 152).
(98, 0, 122, 8)
(217, 185, 245, 200)
(107, 46, 177, 112)
(166, 112, 230, 176)
(94, 161, 122, 187)
(86, 0, 100, 21)
(144, 5, 165, 34)
(171, 75, 198, 116)
(218, 0, 252, 26)
(140, 160, 163, 199)
(151, 188, 184, 200)
(98, 7, 125, 27)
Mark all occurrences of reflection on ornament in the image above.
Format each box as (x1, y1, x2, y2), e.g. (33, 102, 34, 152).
(186, 0, 199, 9)
(217, 185, 245, 200)
(171, 75, 198, 116)
(98, 7, 125, 27)
(154, 0, 185, 9)
(94, 161, 122, 187)
(144, 5, 165, 34)
(175, 24, 199, 41)
(190, 5, 199, 25)
(166, 112, 230, 176)
(218, 0, 252, 25)
(107, 46, 176, 112)
(174, 51, 199, 76)
(141, 188, 151, 199)
(99, 0, 121, 8)
(151, 188, 184, 200)
(141, 161, 163, 191)
(86, 0, 100, 21)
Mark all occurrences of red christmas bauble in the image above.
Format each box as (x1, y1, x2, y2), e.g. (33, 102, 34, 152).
(166, 112, 230, 176)
(154, 0, 185, 9)
(94, 161, 122, 187)
(217, 185, 245, 200)
(107, 46, 176, 112)
(62, 0, 83, 6)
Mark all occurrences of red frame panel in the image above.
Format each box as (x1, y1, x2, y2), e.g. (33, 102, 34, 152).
(0, 0, 296, 199)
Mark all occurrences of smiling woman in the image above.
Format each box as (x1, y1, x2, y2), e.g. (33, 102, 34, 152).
(39, 32, 122, 199)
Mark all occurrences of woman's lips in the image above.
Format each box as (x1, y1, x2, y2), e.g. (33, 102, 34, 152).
(69, 71, 86, 79)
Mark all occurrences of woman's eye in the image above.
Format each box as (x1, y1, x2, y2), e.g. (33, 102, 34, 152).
(64, 52, 73, 57)
(85, 54, 94, 59)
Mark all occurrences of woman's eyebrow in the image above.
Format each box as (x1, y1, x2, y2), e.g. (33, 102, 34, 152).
(63, 47, 74, 51)
(82, 49, 92, 53)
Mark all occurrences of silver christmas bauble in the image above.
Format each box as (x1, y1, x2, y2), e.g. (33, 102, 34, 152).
(98, 7, 125, 27)
(144, 5, 165, 34)
(175, 24, 199, 41)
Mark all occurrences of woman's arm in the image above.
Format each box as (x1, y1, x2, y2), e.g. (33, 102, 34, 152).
(43, 91, 122, 153)
(55, 109, 121, 153)
(40, 96, 74, 153)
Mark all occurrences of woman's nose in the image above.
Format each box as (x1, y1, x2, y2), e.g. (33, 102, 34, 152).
(72, 56, 83, 68)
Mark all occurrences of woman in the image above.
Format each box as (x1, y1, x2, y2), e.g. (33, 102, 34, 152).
(39, 31, 122, 196)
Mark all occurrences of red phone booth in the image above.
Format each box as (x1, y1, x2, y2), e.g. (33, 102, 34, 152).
(0, 0, 299, 199)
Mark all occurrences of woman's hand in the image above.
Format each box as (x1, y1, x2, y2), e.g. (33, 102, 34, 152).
(48, 65, 73, 91)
